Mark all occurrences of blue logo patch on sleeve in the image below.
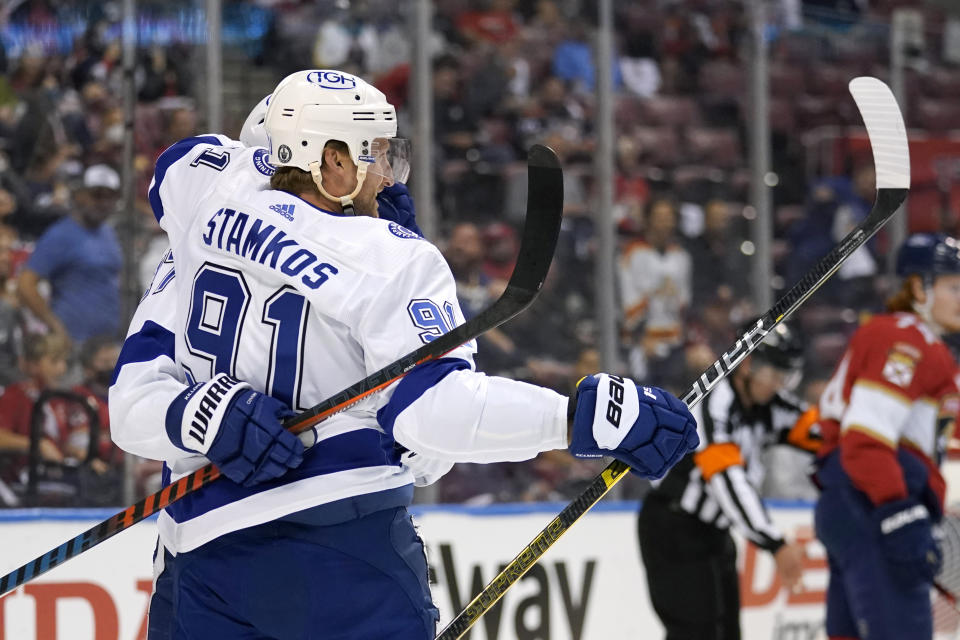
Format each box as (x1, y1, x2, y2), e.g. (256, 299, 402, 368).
(252, 148, 276, 176)
(388, 222, 421, 240)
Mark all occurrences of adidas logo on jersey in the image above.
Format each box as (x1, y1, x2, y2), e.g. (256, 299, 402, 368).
(269, 203, 295, 221)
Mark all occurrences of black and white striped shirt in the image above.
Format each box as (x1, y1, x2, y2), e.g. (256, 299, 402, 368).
(650, 378, 815, 552)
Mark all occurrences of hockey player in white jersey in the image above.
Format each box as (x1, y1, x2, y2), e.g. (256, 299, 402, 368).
(112, 95, 435, 639)
(112, 69, 699, 639)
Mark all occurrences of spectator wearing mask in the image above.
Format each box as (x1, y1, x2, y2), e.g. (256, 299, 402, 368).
(18, 164, 122, 342)
(0, 332, 71, 486)
(68, 335, 122, 473)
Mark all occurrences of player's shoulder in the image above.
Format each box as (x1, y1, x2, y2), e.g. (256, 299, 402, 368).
(321, 212, 434, 259)
(223, 145, 277, 180)
(856, 313, 943, 358)
(155, 134, 241, 169)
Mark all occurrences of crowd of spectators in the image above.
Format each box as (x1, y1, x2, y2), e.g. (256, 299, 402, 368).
(0, 0, 200, 505)
(0, 0, 955, 505)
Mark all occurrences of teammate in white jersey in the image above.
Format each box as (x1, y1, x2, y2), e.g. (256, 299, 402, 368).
(113, 96, 439, 639)
(111, 69, 699, 639)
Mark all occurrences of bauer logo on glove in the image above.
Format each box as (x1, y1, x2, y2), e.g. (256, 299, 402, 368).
(569, 374, 699, 479)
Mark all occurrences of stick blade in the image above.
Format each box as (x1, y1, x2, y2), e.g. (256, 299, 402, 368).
(849, 76, 910, 190)
(507, 144, 564, 295)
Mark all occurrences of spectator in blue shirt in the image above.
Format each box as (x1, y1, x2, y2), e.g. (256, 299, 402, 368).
(17, 165, 122, 343)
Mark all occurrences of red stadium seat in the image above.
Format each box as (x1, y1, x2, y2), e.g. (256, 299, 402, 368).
(685, 127, 742, 169)
(913, 99, 960, 133)
(639, 95, 701, 127)
(921, 67, 960, 98)
(906, 188, 946, 233)
(633, 126, 681, 168)
(806, 65, 857, 97)
(795, 95, 845, 129)
(616, 95, 645, 130)
(769, 63, 806, 97)
(698, 60, 745, 99)
(769, 97, 797, 134)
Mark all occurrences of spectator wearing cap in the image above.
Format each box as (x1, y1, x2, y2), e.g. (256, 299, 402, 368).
(18, 164, 122, 342)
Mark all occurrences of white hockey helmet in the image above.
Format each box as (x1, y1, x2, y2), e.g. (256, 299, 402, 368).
(239, 94, 270, 148)
(265, 69, 396, 169)
(264, 70, 406, 212)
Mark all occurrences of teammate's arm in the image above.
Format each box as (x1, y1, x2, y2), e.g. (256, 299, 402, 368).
(366, 245, 698, 476)
(109, 261, 196, 463)
(110, 255, 304, 487)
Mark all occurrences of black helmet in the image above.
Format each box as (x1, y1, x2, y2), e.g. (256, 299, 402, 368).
(742, 322, 804, 372)
(896, 233, 960, 280)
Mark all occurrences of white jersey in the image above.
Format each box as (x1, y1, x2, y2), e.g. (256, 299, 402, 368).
(111, 135, 568, 553)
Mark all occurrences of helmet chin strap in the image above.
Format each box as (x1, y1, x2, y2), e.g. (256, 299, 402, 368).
(308, 161, 368, 216)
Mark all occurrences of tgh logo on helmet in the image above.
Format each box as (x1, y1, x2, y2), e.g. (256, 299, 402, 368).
(306, 71, 357, 90)
(277, 145, 292, 163)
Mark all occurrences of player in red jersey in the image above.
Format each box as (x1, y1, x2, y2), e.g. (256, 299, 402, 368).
(815, 233, 960, 640)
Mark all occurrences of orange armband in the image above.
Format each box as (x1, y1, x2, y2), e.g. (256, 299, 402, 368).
(694, 442, 743, 481)
(787, 407, 822, 453)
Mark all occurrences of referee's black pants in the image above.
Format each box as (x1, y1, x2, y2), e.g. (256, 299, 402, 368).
(638, 494, 741, 640)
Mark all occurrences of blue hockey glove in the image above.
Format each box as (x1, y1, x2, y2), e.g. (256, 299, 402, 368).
(166, 374, 304, 487)
(377, 183, 422, 236)
(569, 374, 699, 479)
(874, 497, 942, 585)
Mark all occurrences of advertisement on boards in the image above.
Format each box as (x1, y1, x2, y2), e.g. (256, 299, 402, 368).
(0, 503, 829, 640)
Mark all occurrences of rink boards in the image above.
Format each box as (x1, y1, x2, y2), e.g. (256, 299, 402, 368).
(0, 502, 831, 640)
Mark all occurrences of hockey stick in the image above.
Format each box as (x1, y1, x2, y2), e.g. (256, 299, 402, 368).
(933, 511, 960, 627)
(0, 144, 564, 597)
(436, 76, 910, 639)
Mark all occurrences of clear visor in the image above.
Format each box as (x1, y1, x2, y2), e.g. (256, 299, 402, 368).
(363, 137, 411, 185)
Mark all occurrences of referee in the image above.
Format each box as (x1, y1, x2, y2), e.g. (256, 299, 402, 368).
(638, 323, 820, 639)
